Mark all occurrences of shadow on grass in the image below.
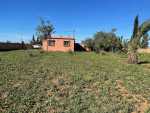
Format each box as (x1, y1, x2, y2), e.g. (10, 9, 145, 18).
(138, 61, 150, 64)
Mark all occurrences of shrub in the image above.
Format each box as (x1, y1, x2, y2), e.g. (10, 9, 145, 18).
(82, 31, 124, 53)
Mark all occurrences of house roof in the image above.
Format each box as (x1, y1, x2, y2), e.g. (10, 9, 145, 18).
(46, 35, 75, 40)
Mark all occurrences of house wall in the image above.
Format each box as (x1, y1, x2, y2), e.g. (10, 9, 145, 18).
(42, 38, 75, 52)
(137, 48, 150, 53)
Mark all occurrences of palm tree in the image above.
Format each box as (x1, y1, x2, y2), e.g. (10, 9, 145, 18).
(128, 16, 150, 64)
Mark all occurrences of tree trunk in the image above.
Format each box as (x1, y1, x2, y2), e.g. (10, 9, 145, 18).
(127, 51, 138, 64)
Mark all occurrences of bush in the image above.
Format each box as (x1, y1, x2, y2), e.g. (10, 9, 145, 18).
(82, 31, 123, 53)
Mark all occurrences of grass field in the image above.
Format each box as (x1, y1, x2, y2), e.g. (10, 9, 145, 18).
(0, 50, 150, 113)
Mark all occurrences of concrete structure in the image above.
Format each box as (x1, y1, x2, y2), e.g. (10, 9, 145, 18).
(137, 48, 150, 53)
(42, 36, 75, 52)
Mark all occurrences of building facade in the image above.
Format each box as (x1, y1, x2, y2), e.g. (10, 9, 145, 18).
(42, 36, 75, 52)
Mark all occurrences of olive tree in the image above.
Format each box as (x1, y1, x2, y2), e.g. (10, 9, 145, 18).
(36, 18, 55, 40)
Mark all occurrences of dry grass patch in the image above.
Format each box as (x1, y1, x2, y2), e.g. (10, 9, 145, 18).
(116, 80, 150, 113)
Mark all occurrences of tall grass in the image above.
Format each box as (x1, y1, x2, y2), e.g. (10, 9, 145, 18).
(0, 50, 150, 113)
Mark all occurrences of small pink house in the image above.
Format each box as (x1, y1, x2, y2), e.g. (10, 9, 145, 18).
(42, 36, 75, 52)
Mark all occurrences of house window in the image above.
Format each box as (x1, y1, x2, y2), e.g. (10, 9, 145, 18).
(64, 41, 70, 47)
(48, 40, 55, 46)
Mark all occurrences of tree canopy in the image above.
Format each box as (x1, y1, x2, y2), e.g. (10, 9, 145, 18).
(82, 31, 124, 53)
(128, 16, 150, 64)
(36, 18, 55, 39)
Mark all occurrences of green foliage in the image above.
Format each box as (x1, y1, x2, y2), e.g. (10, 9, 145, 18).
(36, 18, 55, 39)
(0, 50, 150, 112)
(30, 34, 42, 45)
(31, 34, 36, 44)
(140, 33, 149, 48)
(129, 16, 150, 51)
(131, 15, 139, 40)
(122, 39, 129, 53)
(82, 38, 94, 51)
(139, 19, 150, 36)
(82, 31, 123, 52)
(128, 16, 150, 64)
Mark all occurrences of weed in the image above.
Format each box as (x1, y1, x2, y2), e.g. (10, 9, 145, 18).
(0, 50, 150, 113)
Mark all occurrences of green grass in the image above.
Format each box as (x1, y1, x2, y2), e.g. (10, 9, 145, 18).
(0, 50, 150, 113)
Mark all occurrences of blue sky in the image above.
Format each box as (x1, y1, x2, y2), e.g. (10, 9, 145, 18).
(0, 0, 150, 43)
